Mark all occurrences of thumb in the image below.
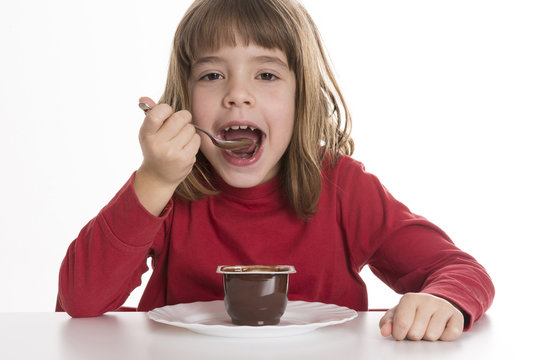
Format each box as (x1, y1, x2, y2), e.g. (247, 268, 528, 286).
(139, 96, 156, 110)
(138, 96, 164, 136)
(379, 307, 395, 337)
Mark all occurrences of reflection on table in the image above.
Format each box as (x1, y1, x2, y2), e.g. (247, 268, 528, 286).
(0, 309, 519, 360)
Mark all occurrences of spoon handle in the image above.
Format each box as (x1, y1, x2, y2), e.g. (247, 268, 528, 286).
(192, 125, 218, 146)
(138, 102, 152, 113)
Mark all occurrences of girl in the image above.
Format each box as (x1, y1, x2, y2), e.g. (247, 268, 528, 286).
(57, 0, 494, 341)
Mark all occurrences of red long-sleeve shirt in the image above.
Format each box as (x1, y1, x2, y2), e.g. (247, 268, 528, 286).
(57, 156, 494, 328)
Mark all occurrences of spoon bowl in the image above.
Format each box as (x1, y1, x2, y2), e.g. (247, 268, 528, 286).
(138, 102, 255, 152)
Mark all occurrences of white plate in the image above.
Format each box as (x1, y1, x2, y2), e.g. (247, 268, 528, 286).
(148, 300, 358, 338)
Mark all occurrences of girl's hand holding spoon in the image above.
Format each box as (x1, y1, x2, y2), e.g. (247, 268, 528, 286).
(133, 97, 201, 216)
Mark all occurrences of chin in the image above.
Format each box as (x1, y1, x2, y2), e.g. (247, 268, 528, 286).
(218, 171, 270, 188)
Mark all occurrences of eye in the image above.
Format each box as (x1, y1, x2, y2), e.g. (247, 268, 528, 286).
(200, 73, 224, 81)
(257, 73, 278, 81)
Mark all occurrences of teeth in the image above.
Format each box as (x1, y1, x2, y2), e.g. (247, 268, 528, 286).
(223, 125, 259, 132)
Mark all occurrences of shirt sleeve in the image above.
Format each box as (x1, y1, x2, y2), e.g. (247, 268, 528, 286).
(56, 172, 172, 317)
(338, 157, 494, 330)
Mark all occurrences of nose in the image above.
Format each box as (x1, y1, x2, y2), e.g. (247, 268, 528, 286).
(223, 79, 255, 108)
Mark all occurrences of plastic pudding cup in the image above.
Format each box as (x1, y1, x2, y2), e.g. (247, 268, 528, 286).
(216, 265, 296, 326)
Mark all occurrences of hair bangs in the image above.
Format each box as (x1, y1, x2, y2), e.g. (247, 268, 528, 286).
(179, 0, 298, 70)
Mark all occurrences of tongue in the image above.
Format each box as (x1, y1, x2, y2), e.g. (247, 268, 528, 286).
(224, 129, 258, 141)
(224, 129, 260, 153)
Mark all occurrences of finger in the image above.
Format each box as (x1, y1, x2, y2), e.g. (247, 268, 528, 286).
(379, 307, 395, 337)
(440, 312, 464, 341)
(174, 134, 201, 180)
(423, 311, 450, 342)
(169, 125, 199, 159)
(380, 322, 392, 338)
(182, 133, 201, 158)
(140, 102, 174, 136)
(159, 110, 193, 143)
(406, 306, 433, 341)
(391, 298, 417, 341)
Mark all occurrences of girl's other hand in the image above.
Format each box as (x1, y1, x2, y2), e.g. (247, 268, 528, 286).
(133, 97, 201, 216)
(379, 293, 464, 341)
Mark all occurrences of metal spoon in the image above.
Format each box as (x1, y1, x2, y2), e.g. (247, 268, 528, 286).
(138, 102, 255, 152)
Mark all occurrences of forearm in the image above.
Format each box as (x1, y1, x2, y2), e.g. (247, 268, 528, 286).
(370, 236, 494, 330)
(420, 260, 494, 329)
(133, 166, 178, 217)
(57, 218, 151, 317)
(57, 173, 170, 317)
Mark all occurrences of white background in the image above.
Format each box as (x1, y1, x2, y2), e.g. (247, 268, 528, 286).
(0, 0, 537, 317)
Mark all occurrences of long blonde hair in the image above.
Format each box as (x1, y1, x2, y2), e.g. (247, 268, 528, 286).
(160, 0, 354, 220)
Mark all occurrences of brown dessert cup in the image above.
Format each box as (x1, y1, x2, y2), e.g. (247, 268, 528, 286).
(217, 265, 296, 326)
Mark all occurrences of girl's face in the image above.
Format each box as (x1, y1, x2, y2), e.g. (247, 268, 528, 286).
(188, 44, 296, 188)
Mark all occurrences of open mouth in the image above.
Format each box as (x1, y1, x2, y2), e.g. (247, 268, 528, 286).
(220, 125, 264, 159)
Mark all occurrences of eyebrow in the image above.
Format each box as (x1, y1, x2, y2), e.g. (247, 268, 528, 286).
(192, 56, 223, 68)
(253, 55, 289, 69)
(192, 55, 289, 70)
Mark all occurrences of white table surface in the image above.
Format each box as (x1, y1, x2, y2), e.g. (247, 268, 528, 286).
(0, 309, 524, 360)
